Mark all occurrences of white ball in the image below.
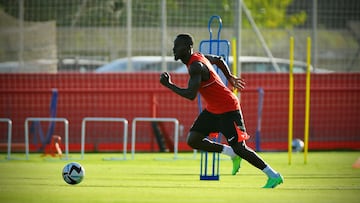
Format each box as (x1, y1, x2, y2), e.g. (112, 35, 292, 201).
(62, 162, 85, 185)
(292, 139, 304, 152)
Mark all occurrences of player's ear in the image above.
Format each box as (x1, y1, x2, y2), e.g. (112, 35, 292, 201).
(188, 44, 193, 52)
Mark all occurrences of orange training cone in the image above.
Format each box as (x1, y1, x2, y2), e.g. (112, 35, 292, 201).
(352, 157, 360, 168)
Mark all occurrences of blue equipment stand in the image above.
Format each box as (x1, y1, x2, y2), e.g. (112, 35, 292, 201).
(198, 16, 230, 181)
(30, 88, 58, 152)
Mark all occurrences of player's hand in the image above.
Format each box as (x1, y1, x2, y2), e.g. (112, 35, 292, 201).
(160, 72, 172, 87)
(229, 76, 245, 90)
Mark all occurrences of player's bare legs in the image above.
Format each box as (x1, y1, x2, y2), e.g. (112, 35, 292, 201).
(231, 141, 284, 188)
(187, 131, 242, 175)
(187, 132, 283, 187)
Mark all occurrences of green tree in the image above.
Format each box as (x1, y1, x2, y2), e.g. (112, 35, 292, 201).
(166, 0, 306, 28)
(243, 0, 306, 28)
(0, 0, 306, 28)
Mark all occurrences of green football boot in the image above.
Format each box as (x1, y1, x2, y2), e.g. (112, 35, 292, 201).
(262, 174, 284, 188)
(231, 156, 242, 175)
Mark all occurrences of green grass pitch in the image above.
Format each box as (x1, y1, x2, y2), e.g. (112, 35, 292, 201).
(0, 152, 359, 203)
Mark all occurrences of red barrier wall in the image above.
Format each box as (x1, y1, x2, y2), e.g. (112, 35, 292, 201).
(0, 73, 359, 152)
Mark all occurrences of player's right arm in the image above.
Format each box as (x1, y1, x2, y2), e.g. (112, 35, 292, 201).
(160, 62, 202, 100)
(205, 54, 245, 90)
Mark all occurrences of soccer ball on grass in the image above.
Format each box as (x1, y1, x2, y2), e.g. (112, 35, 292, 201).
(62, 162, 85, 185)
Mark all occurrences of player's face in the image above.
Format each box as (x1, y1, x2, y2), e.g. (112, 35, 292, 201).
(173, 38, 188, 61)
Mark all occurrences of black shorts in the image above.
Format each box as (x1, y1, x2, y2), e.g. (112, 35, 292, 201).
(190, 109, 247, 145)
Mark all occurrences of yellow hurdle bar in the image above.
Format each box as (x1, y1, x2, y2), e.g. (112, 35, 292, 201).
(304, 37, 311, 164)
(288, 37, 294, 165)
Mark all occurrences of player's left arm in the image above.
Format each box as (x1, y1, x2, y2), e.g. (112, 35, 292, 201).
(205, 54, 245, 90)
(160, 63, 202, 100)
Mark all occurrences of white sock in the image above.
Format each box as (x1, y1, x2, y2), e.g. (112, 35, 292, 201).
(221, 145, 237, 158)
(262, 165, 278, 178)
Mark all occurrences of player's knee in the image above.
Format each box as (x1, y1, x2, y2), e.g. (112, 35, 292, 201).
(231, 141, 248, 155)
(186, 133, 197, 149)
(186, 132, 202, 149)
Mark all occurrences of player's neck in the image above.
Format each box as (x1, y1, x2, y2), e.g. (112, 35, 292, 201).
(184, 50, 194, 64)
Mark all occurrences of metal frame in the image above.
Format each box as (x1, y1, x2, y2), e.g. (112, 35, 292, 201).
(0, 118, 12, 160)
(25, 117, 69, 160)
(81, 117, 128, 160)
(197, 15, 224, 181)
(131, 117, 179, 160)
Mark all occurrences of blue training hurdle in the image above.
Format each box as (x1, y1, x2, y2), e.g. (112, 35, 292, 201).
(198, 15, 230, 181)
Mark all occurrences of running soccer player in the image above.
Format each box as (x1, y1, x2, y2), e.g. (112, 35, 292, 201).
(160, 33, 283, 188)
